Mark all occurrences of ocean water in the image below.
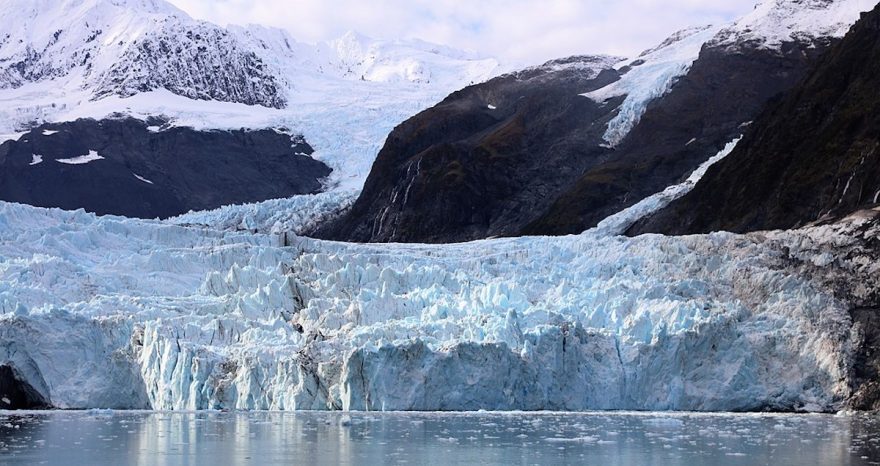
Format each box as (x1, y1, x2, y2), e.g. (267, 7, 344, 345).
(1, 411, 878, 465)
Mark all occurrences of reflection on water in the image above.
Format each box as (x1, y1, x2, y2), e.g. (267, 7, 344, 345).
(1, 411, 879, 465)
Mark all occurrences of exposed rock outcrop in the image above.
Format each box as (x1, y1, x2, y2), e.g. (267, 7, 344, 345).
(0, 117, 331, 218)
(630, 5, 880, 236)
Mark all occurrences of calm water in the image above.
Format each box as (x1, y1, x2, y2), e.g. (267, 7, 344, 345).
(1, 411, 879, 465)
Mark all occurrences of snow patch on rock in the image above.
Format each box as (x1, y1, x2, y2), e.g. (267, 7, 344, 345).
(133, 173, 153, 184)
(55, 150, 104, 165)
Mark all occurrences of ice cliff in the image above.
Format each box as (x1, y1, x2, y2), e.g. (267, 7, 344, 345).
(0, 187, 865, 411)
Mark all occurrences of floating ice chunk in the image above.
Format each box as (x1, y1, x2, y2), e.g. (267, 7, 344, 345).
(30, 154, 43, 166)
(643, 417, 685, 428)
(56, 150, 105, 165)
(487, 104, 497, 110)
(42, 130, 59, 136)
(544, 436, 599, 443)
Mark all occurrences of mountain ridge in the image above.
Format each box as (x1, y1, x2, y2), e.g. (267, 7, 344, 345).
(315, 0, 876, 243)
(629, 3, 880, 236)
(0, 0, 501, 111)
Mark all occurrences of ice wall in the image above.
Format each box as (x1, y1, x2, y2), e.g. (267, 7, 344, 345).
(0, 198, 861, 411)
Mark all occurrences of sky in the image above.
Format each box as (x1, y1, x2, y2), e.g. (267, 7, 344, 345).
(167, 0, 758, 66)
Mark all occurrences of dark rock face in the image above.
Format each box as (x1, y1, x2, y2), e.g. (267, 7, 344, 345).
(0, 365, 50, 410)
(317, 37, 835, 243)
(315, 56, 623, 243)
(0, 117, 331, 219)
(0, 19, 287, 109)
(94, 22, 287, 109)
(525, 40, 832, 236)
(851, 305, 880, 411)
(630, 6, 880, 236)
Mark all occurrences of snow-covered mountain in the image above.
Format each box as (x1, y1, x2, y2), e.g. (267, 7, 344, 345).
(0, 0, 284, 106)
(0, 0, 502, 191)
(632, 0, 880, 236)
(709, 0, 875, 50)
(0, 0, 499, 103)
(322, 0, 878, 243)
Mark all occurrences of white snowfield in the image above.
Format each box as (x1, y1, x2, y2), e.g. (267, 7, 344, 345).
(0, 170, 864, 410)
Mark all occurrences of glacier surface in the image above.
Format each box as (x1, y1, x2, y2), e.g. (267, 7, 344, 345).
(0, 191, 862, 411)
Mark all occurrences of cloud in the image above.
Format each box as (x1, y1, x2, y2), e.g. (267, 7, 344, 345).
(167, 0, 756, 65)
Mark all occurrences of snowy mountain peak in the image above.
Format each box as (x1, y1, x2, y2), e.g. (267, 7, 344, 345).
(709, 0, 877, 50)
(321, 30, 498, 84)
(333, 30, 374, 53)
(0, 0, 501, 113)
(0, 0, 186, 25)
(103, 0, 186, 14)
(0, 0, 503, 188)
(637, 25, 716, 58)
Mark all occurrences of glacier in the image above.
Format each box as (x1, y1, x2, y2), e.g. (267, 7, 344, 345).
(593, 137, 743, 237)
(1, 0, 878, 413)
(170, 191, 359, 236)
(0, 178, 866, 410)
(583, 25, 722, 148)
